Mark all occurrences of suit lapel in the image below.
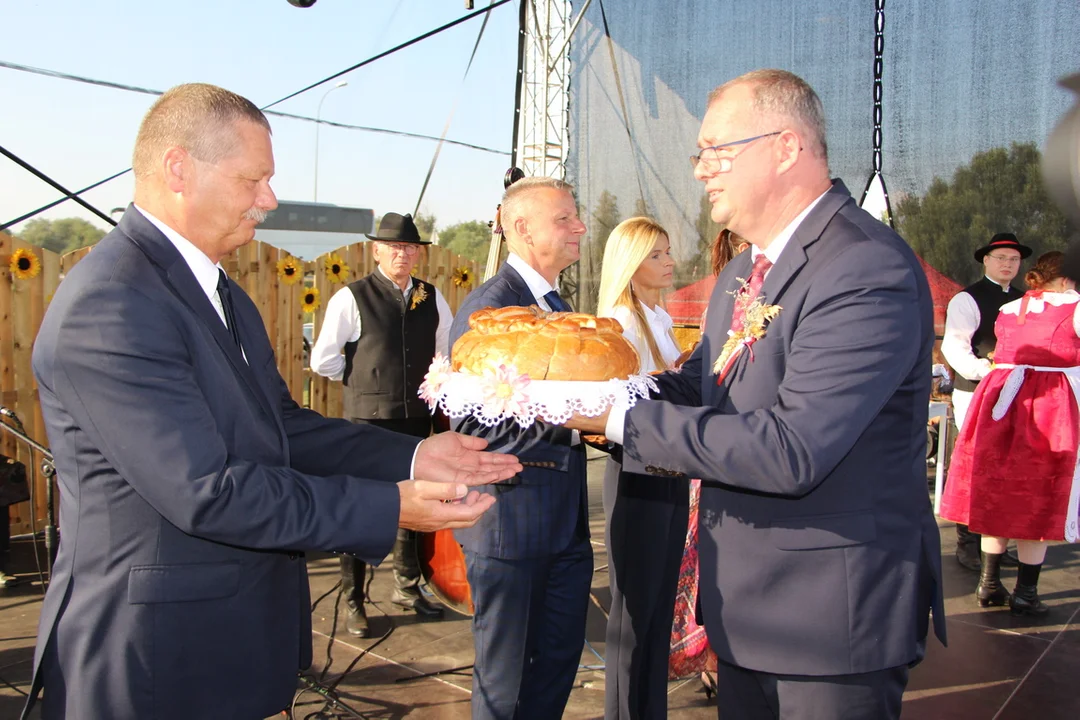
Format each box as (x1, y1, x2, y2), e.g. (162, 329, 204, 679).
(704, 181, 854, 401)
(119, 208, 281, 429)
(498, 263, 539, 307)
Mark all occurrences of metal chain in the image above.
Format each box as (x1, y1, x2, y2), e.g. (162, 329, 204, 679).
(873, 0, 885, 175)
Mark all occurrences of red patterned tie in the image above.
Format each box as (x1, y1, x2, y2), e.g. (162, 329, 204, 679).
(730, 254, 773, 332)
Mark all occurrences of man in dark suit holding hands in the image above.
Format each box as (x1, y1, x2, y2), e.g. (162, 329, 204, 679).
(449, 177, 592, 720)
(566, 70, 946, 719)
(23, 83, 520, 720)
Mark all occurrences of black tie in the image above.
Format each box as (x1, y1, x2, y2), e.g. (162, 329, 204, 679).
(543, 289, 571, 312)
(216, 269, 243, 350)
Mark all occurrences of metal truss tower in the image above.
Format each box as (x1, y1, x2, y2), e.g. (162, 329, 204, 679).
(512, 0, 588, 303)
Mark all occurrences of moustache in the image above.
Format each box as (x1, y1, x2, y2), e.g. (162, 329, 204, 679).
(244, 207, 268, 223)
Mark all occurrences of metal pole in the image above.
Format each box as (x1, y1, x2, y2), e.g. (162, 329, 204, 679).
(313, 81, 348, 202)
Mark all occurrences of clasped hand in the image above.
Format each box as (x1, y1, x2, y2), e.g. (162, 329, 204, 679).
(398, 432, 523, 531)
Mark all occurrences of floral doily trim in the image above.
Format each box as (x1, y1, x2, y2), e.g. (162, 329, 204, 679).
(419, 354, 658, 428)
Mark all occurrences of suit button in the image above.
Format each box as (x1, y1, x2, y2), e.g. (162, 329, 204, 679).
(287, 552, 301, 560)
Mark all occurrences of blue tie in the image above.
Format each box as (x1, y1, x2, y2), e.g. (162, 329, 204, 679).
(543, 289, 571, 312)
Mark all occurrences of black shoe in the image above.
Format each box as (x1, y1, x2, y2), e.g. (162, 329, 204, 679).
(391, 590, 445, 618)
(956, 544, 981, 572)
(1010, 586, 1050, 616)
(345, 606, 370, 637)
(1010, 562, 1050, 616)
(1000, 549, 1020, 567)
(976, 551, 1010, 608)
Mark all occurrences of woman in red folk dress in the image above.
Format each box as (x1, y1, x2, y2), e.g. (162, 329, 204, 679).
(941, 251, 1080, 616)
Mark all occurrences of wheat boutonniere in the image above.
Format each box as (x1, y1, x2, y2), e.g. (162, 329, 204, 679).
(410, 283, 429, 310)
(713, 278, 781, 384)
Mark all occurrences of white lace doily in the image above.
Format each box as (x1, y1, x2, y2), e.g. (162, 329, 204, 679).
(419, 354, 658, 428)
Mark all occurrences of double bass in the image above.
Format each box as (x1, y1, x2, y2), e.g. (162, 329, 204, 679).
(416, 168, 525, 616)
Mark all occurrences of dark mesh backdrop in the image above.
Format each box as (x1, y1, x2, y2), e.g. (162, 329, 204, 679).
(566, 0, 1080, 313)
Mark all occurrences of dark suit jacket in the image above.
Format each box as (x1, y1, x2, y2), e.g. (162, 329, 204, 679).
(449, 263, 588, 559)
(622, 181, 947, 677)
(25, 207, 421, 720)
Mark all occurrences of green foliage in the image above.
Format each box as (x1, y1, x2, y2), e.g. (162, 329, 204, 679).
(673, 193, 720, 288)
(438, 220, 492, 264)
(413, 211, 437, 243)
(17, 217, 105, 254)
(894, 143, 1070, 285)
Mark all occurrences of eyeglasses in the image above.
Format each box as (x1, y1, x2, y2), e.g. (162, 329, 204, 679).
(381, 242, 420, 256)
(690, 131, 782, 172)
(985, 254, 1021, 265)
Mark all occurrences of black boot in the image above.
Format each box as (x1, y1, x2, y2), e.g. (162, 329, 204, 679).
(1010, 562, 1050, 616)
(390, 529, 444, 618)
(955, 524, 982, 571)
(339, 556, 371, 637)
(976, 551, 1010, 607)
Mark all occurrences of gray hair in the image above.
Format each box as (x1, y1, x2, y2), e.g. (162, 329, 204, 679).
(500, 176, 576, 231)
(133, 83, 270, 178)
(709, 69, 828, 160)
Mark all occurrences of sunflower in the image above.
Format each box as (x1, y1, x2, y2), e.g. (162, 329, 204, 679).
(324, 253, 350, 284)
(452, 266, 473, 289)
(301, 286, 320, 314)
(277, 256, 302, 285)
(9, 248, 42, 281)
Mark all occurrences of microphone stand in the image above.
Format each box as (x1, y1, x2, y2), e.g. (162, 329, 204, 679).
(0, 409, 57, 577)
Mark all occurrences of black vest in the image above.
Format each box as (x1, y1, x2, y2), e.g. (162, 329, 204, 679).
(953, 276, 1023, 392)
(342, 271, 438, 420)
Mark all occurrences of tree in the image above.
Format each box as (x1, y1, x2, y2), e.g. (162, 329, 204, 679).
(894, 143, 1070, 285)
(673, 193, 721, 288)
(17, 217, 105, 254)
(578, 191, 621, 313)
(438, 220, 492, 264)
(633, 196, 651, 218)
(413, 211, 437, 243)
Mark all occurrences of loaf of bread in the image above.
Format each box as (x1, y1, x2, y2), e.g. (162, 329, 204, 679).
(451, 305, 641, 381)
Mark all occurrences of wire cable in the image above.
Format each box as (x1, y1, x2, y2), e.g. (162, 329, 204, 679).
(1, 2, 515, 230)
(413, 0, 496, 216)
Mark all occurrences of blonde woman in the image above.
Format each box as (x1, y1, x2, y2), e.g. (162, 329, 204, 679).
(597, 217, 684, 719)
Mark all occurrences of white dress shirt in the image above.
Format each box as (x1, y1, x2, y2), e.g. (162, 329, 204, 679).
(604, 189, 828, 444)
(608, 302, 681, 374)
(940, 277, 1013, 382)
(506, 252, 561, 311)
(310, 266, 453, 381)
(134, 205, 229, 327)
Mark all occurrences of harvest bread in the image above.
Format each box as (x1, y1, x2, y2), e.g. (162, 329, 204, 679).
(451, 305, 640, 380)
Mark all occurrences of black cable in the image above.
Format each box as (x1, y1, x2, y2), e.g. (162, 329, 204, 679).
(413, 0, 496, 216)
(0, 62, 508, 158)
(1, 3, 515, 231)
(0, 168, 130, 232)
(263, 0, 513, 111)
(597, 0, 647, 209)
(0, 144, 118, 227)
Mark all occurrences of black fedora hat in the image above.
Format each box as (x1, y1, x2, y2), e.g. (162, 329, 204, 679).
(365, 212, 430, 245)
(973, 232, 1033, 262)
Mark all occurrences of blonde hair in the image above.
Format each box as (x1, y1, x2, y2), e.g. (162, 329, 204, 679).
(133, 83, 270, 178)
(597, 216, 676, 371)
(709, 69, 828, 160)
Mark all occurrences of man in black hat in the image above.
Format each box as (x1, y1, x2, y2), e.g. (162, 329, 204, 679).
(311, 212, 453, 635)
(941, 231, 1031, 570)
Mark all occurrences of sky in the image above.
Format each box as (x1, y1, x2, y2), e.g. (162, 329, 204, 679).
(1, 0, 520, 237)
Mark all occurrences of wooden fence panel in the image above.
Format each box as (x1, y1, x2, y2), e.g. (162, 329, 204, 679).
(0, 231, 478, 535)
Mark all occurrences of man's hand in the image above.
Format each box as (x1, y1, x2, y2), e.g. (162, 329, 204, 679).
(398, 480, 497, 532)
(561, 408, 610, 435)
(414, 432, 523, 486)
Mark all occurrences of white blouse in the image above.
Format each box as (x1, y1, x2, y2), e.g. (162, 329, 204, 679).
(998, 289, 1080, 337)
(607, 301, 681, 374)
